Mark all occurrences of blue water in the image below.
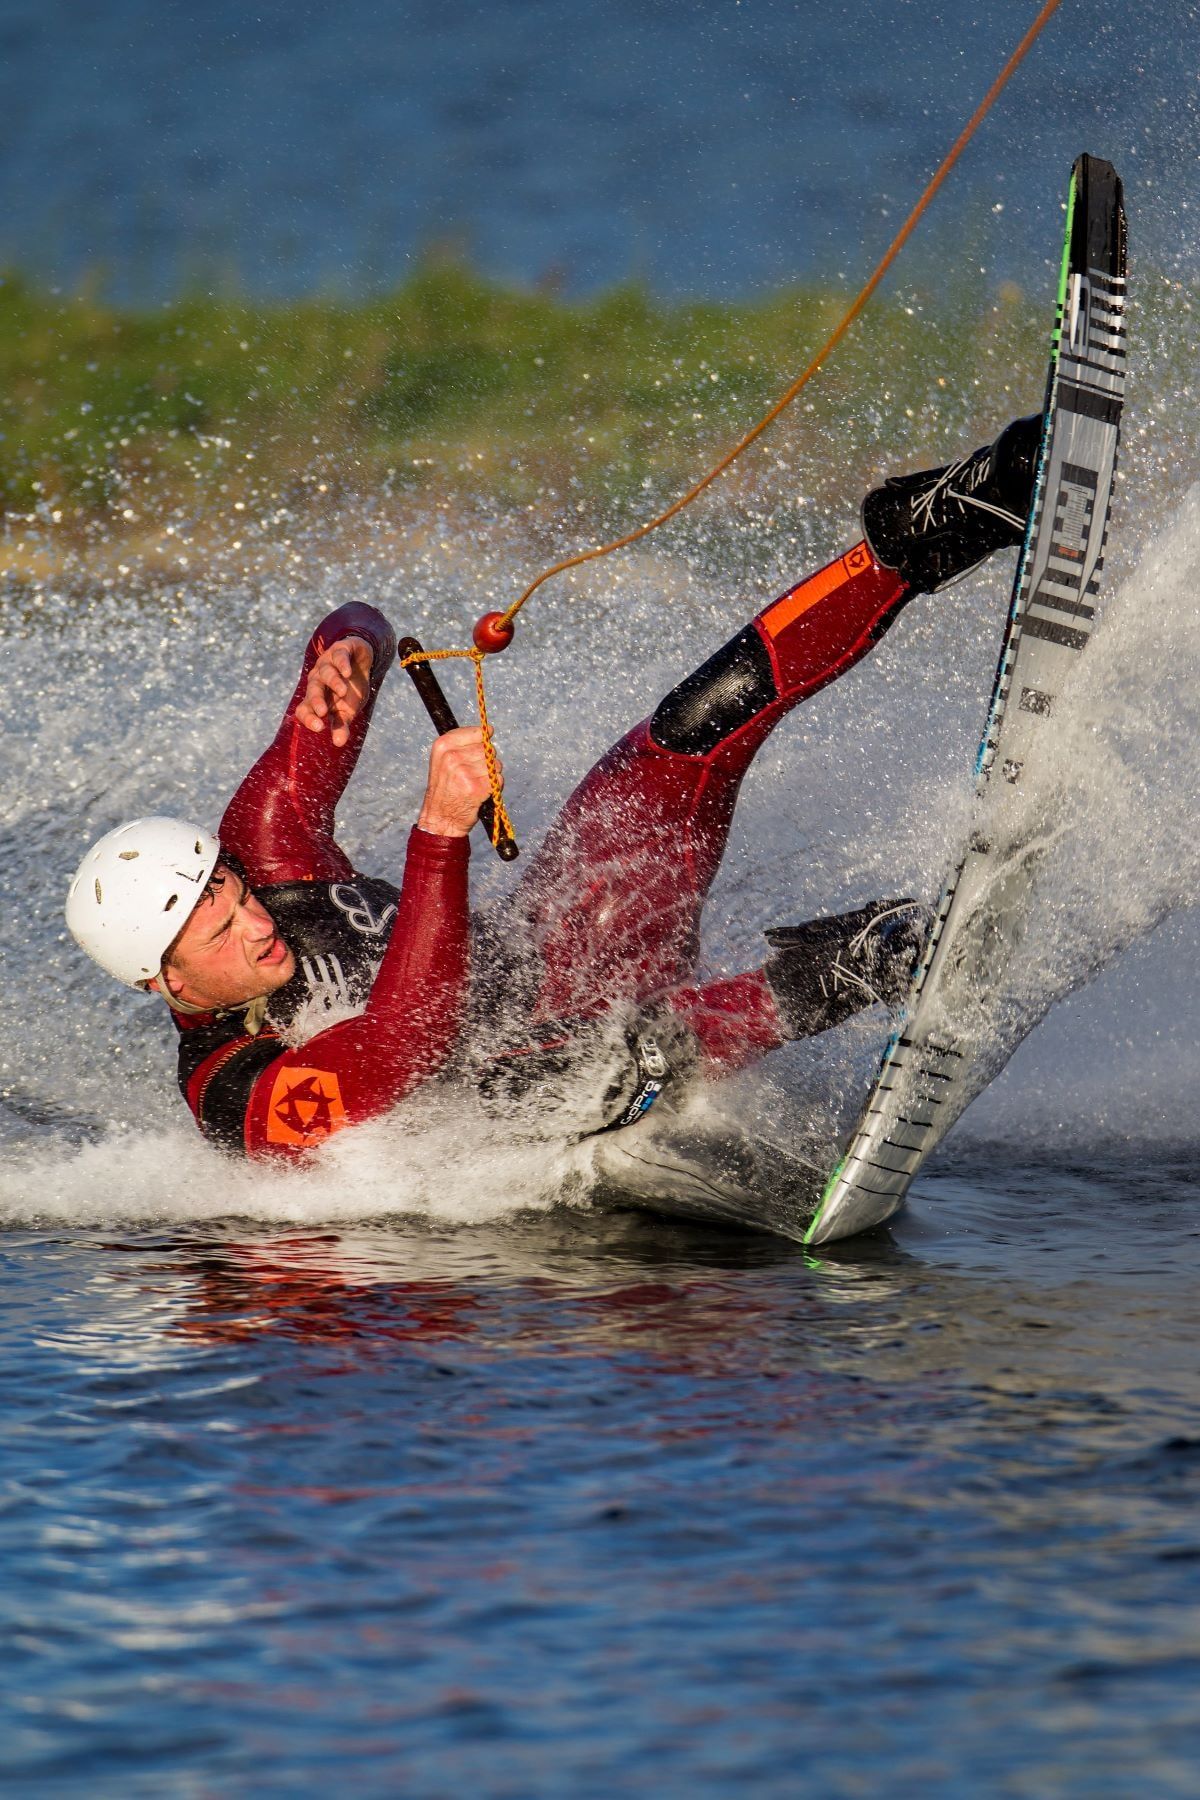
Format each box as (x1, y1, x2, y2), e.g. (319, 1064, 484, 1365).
(0, 0, 1190, 300)
(4, 1169, 1200, 1796)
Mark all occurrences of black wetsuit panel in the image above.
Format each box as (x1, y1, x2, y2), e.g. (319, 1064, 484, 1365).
(177, 874, 401, 1152)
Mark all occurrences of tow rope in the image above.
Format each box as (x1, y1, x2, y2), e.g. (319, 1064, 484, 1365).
(400, 0, 1065, 857)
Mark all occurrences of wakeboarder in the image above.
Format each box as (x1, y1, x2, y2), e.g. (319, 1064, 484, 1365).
(66, 417, 1039, 1157)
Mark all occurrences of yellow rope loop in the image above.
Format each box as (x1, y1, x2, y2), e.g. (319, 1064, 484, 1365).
(470, 650, 516, 847)
(398, 646, 514, 847)
(398, 648, 472, 668)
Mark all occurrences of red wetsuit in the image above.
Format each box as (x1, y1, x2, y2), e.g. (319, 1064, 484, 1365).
(175, 602, 473, 1156)
(176, 548, 909, 1158)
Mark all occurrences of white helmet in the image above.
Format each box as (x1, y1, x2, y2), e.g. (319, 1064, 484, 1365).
(65, 817, 221, 986)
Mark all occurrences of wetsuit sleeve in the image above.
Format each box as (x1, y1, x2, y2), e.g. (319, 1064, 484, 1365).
(219, 602, 398, 886)
(238, 828, 471, 1158)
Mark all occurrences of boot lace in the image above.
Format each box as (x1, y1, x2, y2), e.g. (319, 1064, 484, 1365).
(910, 446, 1024, 536)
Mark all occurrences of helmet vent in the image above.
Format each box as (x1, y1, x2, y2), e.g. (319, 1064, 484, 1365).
(118, 850, 139, 861)
(164, 893, 179, 913)
(194, 840, 203, 855)
(94, 879, 102, 904)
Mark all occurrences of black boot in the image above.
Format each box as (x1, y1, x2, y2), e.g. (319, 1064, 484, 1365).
(764, 900, 929, 1039)
(862, 413, 1042, 594)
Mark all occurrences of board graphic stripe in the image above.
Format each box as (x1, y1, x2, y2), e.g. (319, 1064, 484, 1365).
(1057, 381, 1122, 425)
(1023, 615, 1090, 650)
(1031, 593, 1095, 621)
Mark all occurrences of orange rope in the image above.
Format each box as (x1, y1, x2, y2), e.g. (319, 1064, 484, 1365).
(398, 1, 1063, 855)
(497, 0, 1065, 632)
(398, 647, 515, 847)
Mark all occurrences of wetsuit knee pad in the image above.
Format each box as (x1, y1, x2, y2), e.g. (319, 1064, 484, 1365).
(649, 625, 777, 756)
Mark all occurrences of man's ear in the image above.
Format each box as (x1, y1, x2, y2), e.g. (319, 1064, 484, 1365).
(148, 965, 183, 1000)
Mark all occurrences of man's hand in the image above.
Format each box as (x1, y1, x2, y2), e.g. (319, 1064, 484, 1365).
(295, 635, 374, 747)
(418, 727, 500, 838)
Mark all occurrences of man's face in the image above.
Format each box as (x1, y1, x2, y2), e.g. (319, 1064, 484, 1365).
(160, 863, 296, 1010)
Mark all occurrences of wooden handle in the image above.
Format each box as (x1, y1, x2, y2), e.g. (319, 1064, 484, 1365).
(397, 636, 519, 861)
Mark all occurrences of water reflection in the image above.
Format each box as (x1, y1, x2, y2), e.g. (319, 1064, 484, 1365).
(5, 1171, 1200, 1790)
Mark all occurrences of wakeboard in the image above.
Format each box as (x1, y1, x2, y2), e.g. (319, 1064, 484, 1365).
(806, 152, 1128, 1248)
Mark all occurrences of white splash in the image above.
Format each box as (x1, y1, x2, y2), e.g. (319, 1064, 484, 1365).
(4, 429, 1200, 1228)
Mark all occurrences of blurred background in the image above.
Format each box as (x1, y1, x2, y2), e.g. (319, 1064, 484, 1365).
(1, 0, 1195, 554)
(0, 0, 1190, 301)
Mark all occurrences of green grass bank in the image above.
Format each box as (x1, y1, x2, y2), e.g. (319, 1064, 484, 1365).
(2, 255, 1186, 590)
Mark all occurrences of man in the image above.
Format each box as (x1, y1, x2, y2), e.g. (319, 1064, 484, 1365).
(66, 416, 1040, 1157)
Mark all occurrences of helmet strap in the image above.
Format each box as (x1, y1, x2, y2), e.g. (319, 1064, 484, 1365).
(153, 975, 210, 1018)
(153, 971, 270, 1037)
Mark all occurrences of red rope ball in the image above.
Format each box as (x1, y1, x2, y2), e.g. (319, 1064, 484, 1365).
(473, 611, 515, 654)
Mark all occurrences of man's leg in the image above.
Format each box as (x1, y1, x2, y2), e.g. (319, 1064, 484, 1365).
(509, 542, 909, 1019)
(661, 899, 929, 1069)
(506, 412, 1043, 1029)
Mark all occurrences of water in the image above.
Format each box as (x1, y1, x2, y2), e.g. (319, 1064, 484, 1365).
(1, 0, 1196, 300)
(3, 1181, 1200, 1795)
(5, 453, 1200, 1785)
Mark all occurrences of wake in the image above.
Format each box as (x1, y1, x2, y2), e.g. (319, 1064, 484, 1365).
(2, 474, 1199, 1229)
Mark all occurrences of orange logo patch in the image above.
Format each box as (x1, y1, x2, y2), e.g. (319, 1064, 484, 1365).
(265, 1066, 348, 1147)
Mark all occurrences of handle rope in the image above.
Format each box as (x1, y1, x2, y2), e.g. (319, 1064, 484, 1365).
(398, 645, 517, 852)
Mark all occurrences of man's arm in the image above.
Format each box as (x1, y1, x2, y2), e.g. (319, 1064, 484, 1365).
(219, 602, 397, 886)
(241, 827, 471, 1154)
(184, 725, 498, 1155)
(182, 828, 470, 1154)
